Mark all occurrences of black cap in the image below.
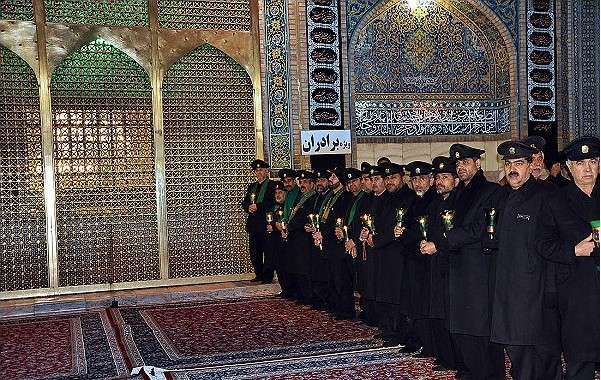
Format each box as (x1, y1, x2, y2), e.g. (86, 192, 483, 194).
(377, 157, 391, 166)
(315, 169, 330, 179)
(521, 136, 546, 153)
(368, 165, 385, 177)
(328, 167, 346, 180)
(382, 163, 404, 177)
(360, 162, 372, 174)
(278, 168, 296, 181)
(297, 170, 317, 180)
(449, 144, 485, 160)
(497, 141, 538, 160)
(274, 181, 285, 191)
(344, 168, 362, 182)
(406, 161, 433, 177)
(432, 156, 456, 175)
(251, 159, 269, 169)
(562, 136, 600, 161)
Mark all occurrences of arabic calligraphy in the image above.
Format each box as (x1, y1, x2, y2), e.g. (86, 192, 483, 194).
(301, 130, 352, 155)
(354, 100, 510, 136)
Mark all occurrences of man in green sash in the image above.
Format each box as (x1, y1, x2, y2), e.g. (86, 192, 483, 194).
(241, 159, 276, 283)
(277, 168, 300, 298)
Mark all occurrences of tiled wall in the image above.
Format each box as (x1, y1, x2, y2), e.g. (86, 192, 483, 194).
(357, 140, 505, 174)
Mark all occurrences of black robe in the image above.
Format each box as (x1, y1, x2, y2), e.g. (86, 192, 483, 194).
(491, 178, 559, 346)
(363, 191, 390, 303)
(443, 170, 500, 336)
(287, 191, 318, 275)
(310, 190, 331, 282)
(537, 180, 600, 363)
(428, 191, 457, 320)
(349, 191, 374, 293)
(241, 179, 276, 234)
(374, 185, 416, 307)
(401, 186, 438, 319)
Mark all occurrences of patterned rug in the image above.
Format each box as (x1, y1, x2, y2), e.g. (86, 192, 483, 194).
(172, 348, 457, 380)
(112, 296, 382, 369)
(0, 310, 129, 380)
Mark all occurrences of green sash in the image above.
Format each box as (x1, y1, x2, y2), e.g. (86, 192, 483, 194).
(288, 190, 316, 220)
(251, 179, 269, 204)
(283, 186, 300, 220)
(320, 187, 344, 222)
(346, 191, 365, 224)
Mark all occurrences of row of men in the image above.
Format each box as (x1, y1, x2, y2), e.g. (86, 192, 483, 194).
(241, 136, 599, 380)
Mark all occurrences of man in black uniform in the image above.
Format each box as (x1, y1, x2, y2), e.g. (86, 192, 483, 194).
(490, 141, 562, 380)
(401, 161, 438, 358)
(361, 162, 374, 194)
(442, 144, 505, 380)
(358, 165, 387, 326)
(522, 136, 549, 181)
(367, 163, 415, 345)
(537, 136, 599, 380)
(265, 181, 286, 287)
(545, 150, 571, 188)
(419, 156, 461, 372)
(285, 170, 318, 305)
(309, 169, 332, 310)
(241, 159, 276, 283)
(277, 168, 300, 298)
(314, 167, 352, 318)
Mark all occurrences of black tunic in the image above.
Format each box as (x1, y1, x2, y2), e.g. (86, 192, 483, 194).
(310, 190, 331, 282)
(348, 191, 374, 292)
(241, 179, 276, 234)
(491, 178, 558, 346)
(374, 185, 416, 307)
(402, 186, 438, 318)
(427, 191, 457, 320)
(443, 170, 500, 336)
(537, 180, 600, 362)
(287, 191, 318, 275)
(363, 191, 390, 303)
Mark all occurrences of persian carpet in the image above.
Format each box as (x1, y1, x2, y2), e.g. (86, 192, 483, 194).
(112, 296, 382, 369)
(172, 348, 457, 380)
(0, 310, 129, 379)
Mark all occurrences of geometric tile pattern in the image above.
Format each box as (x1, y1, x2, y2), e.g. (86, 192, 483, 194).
(163, 44, 254, 278)
(158, 0, 251, 30)
(0, 0, 34, 21)
(0, 46, 49, 291)
(51, 39, 160, 287)
(44, 0, 148, 27)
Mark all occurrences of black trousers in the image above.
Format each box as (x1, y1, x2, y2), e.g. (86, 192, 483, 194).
(248, 231, 268, 280)
(452, 333, 505, 380)
(414, 318, 435, 355)
(330, 258, 355, 318)
(431, 318, 457, 369)
(505, 344, 561, 380)
(291, 273, 312, 304)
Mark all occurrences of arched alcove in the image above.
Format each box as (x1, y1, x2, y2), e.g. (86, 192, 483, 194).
(349, 0, 517, 139)
(0, 46, 48, 291)
(50, 38, 160, 287)
(163, 43, 255, 279)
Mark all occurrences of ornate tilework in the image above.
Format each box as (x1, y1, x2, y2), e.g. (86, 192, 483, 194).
(264, 0, 293, 168)
(0, 0, 33, 21)
(346, 0, 518, 44)
(0, 46, 48, 292)
(44, 0, 148, 27)
(306, 0, 344, 128)
(51, 39, 160, 287)
(527, 0, 555, 123)
(158, 0, 251, 31)
(355, 100, 510, 137)
(350, 0, 512, 137)
(566, 0, 600, 139)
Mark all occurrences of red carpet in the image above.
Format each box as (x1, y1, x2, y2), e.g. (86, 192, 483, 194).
(0, 311, 129, 379)
(112, 296, 382, 369)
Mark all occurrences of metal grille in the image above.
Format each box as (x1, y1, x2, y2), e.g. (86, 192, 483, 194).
(44, 0, 148, 27)
(158, 0, 251, 31)
(0, 47, 48, 291)
(51, 39, 159, 287)
(0, 0, 34, 20)
(163, 44, 254, 278)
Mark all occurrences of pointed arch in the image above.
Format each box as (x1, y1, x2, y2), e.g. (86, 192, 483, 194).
(50, 38, 160, 286)
(162, 43, 255, 279)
